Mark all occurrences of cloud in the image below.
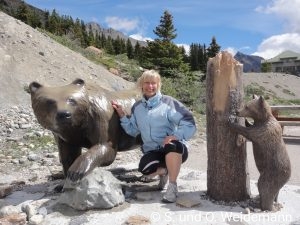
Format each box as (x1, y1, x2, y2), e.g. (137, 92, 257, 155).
(105, 16, 139, 33)
(222, 46, 251, 57)
(176, 44, 190, 54)
(253, 0, 300, 59)
(253, 33, 300, 59)
(223, 47, 236, 56)
(129, 34, 153, 42)
(255, 0, 300, 33)
(91, 17, 98, 23)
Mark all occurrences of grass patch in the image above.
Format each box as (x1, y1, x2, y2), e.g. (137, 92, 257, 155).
(282, 89, 295, 96)
(24, 135, 55, 149)
(1, 135, 56, 159)
(244, 83, 276, 102)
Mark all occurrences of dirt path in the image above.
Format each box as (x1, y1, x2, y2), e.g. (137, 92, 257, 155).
(183, 127, 300, 186)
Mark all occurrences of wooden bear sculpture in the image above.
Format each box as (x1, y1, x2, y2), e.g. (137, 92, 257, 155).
(229, 95, 291, 211)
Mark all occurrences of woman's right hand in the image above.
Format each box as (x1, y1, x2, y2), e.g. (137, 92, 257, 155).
(111, 100, 126, 117)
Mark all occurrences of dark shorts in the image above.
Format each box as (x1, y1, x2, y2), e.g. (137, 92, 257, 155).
(138, 140, 188, 175)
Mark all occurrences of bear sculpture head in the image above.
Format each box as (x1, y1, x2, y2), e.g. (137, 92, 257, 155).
(29, 78, 90, 134)
(237, 95, 272, 121)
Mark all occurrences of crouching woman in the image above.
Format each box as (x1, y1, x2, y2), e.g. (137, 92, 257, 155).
(112, 69, 196, 203)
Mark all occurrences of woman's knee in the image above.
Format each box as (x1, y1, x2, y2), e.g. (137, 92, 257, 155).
(138, 152, 162, 175)
(164, 141, 188, 163)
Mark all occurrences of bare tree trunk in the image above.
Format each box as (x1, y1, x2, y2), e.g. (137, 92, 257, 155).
(206, 51, 250, 201)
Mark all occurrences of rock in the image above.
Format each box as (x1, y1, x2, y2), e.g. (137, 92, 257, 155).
(46, 152, 58, 158)
(0, 185, 13, 198)
(109, 67, 119, 75)
(0, 205, 21, 216)
(243, 207, 251, 214)
(29, 214, 44, 225)
(27, 153, 40, 161)
(123, 215, 150, 225)
(0, 212, 27, 225)
(22, 203, 37, 219)
(85, 46, 103, 56)
(59, 168, 125, 210)
(37, 207, 47, 216)
(176, 194, 202, 208)
(20, 124, 31, 129)
(19, 157, 27, 164)
(11, 159, 19, 164)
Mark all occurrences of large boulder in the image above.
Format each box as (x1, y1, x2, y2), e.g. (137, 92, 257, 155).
(59, 168, 125, 210)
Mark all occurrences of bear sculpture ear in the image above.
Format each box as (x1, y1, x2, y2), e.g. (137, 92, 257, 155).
(29, 82, 42, 94)
(72, 78, 85, 86)
(258, 96, 265, 104)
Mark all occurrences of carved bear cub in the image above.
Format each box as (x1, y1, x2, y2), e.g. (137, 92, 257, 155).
(229, 95, 291, 211)
(29, 78, 140, 182)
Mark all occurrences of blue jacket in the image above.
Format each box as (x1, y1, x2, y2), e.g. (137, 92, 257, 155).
(120, 92, 196, 153)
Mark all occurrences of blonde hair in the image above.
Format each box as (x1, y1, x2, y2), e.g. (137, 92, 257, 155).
(137, 70, 161, 92)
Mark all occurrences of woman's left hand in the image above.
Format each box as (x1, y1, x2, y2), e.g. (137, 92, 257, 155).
(163, 135, 177, 146)
(111, 100, 126, 117)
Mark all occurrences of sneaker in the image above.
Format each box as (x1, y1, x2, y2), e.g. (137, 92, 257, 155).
(162, 182, 178, 203)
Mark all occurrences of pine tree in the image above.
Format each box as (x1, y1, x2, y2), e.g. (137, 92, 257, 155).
(15, 1, 28, 23)
(180, 46, 189, 64)
(189, 43, 208, 72)
(71, 18, 84, 45)
(189, 43, 199, 71)
(44, 11, 50, 30)
(80, 20, 89, 47)
(199, 44, 207, 72)
(87, 24, 95, 46)
(126, 39, 134, 59)
(153, 10, 177, 42)
(120, 38, 127, 54)
(206, 36, 221, 58)
(201, 38, 221, 81)
(144, 10, 188, 77)
(113, 36, 124, 55)
(134, 42, 141, 59)
(94, 31, 101, 49)
(48, 9, 60, 34)
(105, 36, 114, 54)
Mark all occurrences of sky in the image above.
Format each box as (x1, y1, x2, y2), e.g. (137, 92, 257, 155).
(24, 0, 300, 60)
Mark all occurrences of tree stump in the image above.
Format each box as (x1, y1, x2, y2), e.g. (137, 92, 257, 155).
(206, 51, 250, 201)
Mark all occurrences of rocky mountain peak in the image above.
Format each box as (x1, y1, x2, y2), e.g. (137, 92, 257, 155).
(234, 51, 264, 73)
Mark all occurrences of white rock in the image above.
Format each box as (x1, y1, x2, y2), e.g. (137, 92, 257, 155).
(29, 214, 44, 225)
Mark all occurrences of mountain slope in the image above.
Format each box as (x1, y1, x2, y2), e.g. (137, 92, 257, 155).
(0, 0, 146, 47)
(234, 51, 263, 72)
(0, 11, 134, 108)
(86, 22, 147, 47)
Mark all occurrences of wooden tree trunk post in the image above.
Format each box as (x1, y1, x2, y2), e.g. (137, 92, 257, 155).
(206, 51, 250, 201)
